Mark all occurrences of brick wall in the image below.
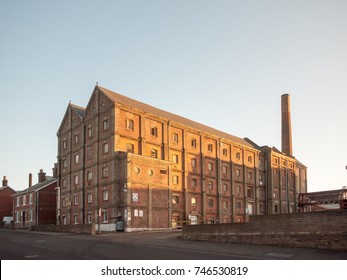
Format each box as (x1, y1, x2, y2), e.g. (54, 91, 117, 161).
(182, 210, 347, 250)
(32, 223, 95, 235)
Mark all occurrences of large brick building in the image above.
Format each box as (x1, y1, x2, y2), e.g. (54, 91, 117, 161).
(0, 176, 16, 221)
(56, 86, 307, 231)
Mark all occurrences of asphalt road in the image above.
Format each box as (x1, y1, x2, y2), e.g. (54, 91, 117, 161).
(0, 229, 346, 260)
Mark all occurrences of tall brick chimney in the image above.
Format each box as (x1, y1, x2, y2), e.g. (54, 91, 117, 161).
(29, 173, 32, 188)
(38, 169, 46, 183)
(281, 94, 293, 156)
(2, 176, 8, 187)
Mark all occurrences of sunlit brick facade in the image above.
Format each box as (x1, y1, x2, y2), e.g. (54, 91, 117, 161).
(56, 86, 307, 231)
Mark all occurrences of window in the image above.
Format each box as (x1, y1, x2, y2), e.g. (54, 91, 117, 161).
(23, 195, 26, 206)
(88, 126, 93, 138)
(87, 147, 92, 160)
(132, 193, 139, 202)
(223, 200, 228, 209)
(237, 186, 241, 194)
(223, 183, 228, 192)
(103, 142, 109, 154)
(87, 212, 92, 224)
(16, 196, 20, 207)
(248, 172, 253, 179)
(74, 195, 78, 205)
(75, 133, 79, 144)
(126, 143, 134, 153)
(102, 166, 109, 177)
(62, 197, 66, 207)
(102, 211, 108, 222)
(126, 119, 134, 130)
(173, 175, 179, 184)
(191, 158, 197, 168)
(103, 118, 109, 130)
(62, 178, 66, 188)
(191, 197, 197, 206)
(236, 169, 240, 177)
(74, 175, 78, 185)
(63, 159, 67, 168)
(74, 214, 78, 224)
(237, 201, 241, 209)
(172, 195, 179, 204)
(16, 211, 20, 222)
(222, 148, 228, 156)
(74, 154, 79, 164)
(172, 154, 179, 164)
(87, 171, 92, 181)
(208, 199, 214, 207)
(102, 189, 108, 201)
(208, 144, 213, 152)
(208, 181, 213, 190)
(63, 216, 67, 225)
(191, 178, 197, 188)
(87, 192, 92, 203)
(151, 149, 158, 159)
(236, 152, 241, 160)
(247, 187, 254, 199)
(274, 205, 279, 213)
(191, 139, 197, 148)
(29, 193, 33, 204)
(222, 166, 227, 174)
(150, 126, 158, 137)
(63, 139, 67, 149)
(248, 156, 253, 163)
(172, 133, 179, 143)
(208, 162, 213, 172)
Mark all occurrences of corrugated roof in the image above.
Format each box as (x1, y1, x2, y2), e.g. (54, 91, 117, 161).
(97, 86, 256, 149)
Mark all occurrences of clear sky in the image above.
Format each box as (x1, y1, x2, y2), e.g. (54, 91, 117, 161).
(0, 0, 346, 191)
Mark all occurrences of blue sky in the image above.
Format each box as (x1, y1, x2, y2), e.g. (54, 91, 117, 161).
(0, 0, 346, 191)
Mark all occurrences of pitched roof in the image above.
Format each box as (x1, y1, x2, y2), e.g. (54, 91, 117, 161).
(97, 86, 256, 149)
(15, 177, 57, 195)
(0, 185, 16, 193)
(70, 103, 85, 119)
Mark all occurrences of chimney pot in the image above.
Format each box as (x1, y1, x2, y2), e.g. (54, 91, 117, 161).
(2, 176, 8, 187)
(29, 173, 32, 188)
(38, 169, 46, 183)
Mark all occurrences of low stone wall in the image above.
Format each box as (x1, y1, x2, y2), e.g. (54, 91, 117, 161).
(31, 224, 95, 235)
(182, 210, 347, 251)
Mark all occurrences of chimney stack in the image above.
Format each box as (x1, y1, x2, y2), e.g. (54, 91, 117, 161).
(38, 169, 46, 183)
(29, 173, 32, 188)
(2, 176, 8, 187)
(281, 94, 293, 156)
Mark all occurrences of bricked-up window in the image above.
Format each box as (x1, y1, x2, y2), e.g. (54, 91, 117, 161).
(172, 195, 179, 204)
(151, 149, 158, 159)
(126, 143, 134, 153)
(150, 126, 158, 137)
(126, 119, 134, 130)
(191, 178, 197, 188)
(222, 166, 227, 174)
(87, 192, 92, 203)
(103, 142, 109, 154)
(223, 148, 228, 156)
(172, 133, 179, 143)
(191, 139, 197, 148)
(173, 154, 179, 164)
(191, 158, 197, 168)
(208, 162, 213, 172)
(223, 183, 228, 192)
(74, 175, 78, 185)
(208, 144, 213, 153)
(248, 156, 253, 163)
(191, 197, 197, 206)
(102, 189, 108, 201)
(208, 199, 214, 207)
(103, 118, 109, 130)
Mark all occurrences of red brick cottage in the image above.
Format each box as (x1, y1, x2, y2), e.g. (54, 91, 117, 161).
(0, 176, 16, 221)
